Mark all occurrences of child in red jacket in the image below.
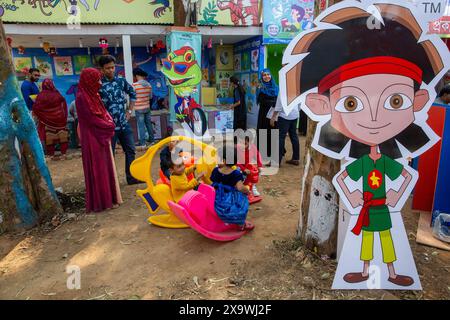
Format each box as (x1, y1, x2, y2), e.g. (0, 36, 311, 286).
(237, 135, 263, 196)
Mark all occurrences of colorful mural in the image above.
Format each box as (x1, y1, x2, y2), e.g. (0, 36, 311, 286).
(198, 0, 260, 26)
(0, 0, 174, 24)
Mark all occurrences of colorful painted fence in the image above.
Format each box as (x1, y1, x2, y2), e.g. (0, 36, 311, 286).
(0, 0, 174, 24)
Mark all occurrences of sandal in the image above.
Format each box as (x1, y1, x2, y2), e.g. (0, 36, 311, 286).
(243, 221, 255, 231)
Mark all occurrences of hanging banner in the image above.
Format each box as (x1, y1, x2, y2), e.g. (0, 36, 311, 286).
(164, 31, 207, 137)
(279, 0, 450, 290)
(0, 0, 174, 24)
(198, 0, 260, 26)
(263, 0, 315, 44)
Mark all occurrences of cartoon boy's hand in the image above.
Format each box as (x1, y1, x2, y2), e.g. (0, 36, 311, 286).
(386, 189, 400, 207)
(348, 190, 364, 208)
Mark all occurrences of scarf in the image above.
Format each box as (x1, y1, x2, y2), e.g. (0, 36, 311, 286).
(259, 69, 279, 98)
(32, 79, 68, 129)
(76, 68, 111, 119)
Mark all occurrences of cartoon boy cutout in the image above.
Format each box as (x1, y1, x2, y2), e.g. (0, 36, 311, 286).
(280, 1, 450, 289)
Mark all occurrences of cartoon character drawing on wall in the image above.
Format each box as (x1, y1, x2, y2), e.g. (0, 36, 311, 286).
(50, 0, 100, 14)
(63, 61, 70, 73)
(251, 49, 259, 72)
(150, 0, 171, 18)
(280, 1, 450, 290)
(162, 46, 207, 136)
(281, 4, 305, 32)
(216, 0, 259, 26)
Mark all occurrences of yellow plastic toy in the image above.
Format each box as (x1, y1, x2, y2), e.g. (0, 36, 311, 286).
(130, 136, 217, 229)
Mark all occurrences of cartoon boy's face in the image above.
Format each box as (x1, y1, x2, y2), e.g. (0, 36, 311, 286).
(306, 74, 430, 146)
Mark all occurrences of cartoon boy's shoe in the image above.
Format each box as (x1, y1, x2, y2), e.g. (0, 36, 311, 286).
(388, 275, 414, 287)
(343, 272, 369, 283)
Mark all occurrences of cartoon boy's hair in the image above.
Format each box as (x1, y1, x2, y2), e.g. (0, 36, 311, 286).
(283, 4, 445, 159)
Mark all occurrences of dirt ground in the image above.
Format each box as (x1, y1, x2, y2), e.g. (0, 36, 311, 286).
(0, 137, 449, 300)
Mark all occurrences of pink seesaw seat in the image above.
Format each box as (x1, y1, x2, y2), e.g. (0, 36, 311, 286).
(168, 184, 254, 242)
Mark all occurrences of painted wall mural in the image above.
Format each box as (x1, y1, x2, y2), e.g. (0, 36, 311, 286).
(12, 46, 167, 106)
(198, 0, 260, 26)
(0, 0, 174, 24)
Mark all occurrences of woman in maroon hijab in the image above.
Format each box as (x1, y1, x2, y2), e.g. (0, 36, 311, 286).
(33, 79, 69, 160)
(76, 68, 123, 213)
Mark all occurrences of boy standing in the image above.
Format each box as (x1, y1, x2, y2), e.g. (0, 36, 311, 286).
(98, 55, 139, 185)
(133, 68, 154, 147)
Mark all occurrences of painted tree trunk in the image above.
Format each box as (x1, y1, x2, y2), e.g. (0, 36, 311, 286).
(297, 121, 340, 258)
(296, 0, 341, 258)
(0, 20, 63, 234)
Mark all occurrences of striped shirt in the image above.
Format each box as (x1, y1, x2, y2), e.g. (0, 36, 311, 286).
(132, 80, 152, 111)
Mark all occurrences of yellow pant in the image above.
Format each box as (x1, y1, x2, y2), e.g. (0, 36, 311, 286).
(360, 230, 396, 263)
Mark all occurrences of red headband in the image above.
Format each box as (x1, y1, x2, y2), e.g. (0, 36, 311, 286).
(317, 56, 423, 94)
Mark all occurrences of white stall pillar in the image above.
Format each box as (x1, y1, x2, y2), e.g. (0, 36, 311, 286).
(122, 34, 133, 85)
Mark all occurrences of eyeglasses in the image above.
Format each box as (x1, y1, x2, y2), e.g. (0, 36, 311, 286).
(162, 59, 196, 75)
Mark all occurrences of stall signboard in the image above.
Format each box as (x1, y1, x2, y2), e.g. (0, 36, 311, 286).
(0, 0, 174, 24)
(263, 0, 315, 44)
(198, 0, 260, 26)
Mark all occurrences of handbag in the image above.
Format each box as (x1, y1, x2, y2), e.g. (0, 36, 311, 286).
(213, 183, 249, 225)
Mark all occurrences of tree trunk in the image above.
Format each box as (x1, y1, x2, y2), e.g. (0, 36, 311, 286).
(0, 20, 63, 234)
(297, 122, 340, 258)
(296, 0, 342, 258)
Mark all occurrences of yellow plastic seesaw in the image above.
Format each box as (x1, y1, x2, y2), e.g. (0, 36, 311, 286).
(130, 135, 217, 229)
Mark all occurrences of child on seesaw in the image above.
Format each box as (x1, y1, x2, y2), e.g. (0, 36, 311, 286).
(169, 155, 206, 203)
(160, 140, 182, 180)
(236, 134, 263, 197)
(210, 144, 254, 231)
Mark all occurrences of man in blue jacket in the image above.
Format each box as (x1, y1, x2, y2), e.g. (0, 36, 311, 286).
(21, 68, 40, 111)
